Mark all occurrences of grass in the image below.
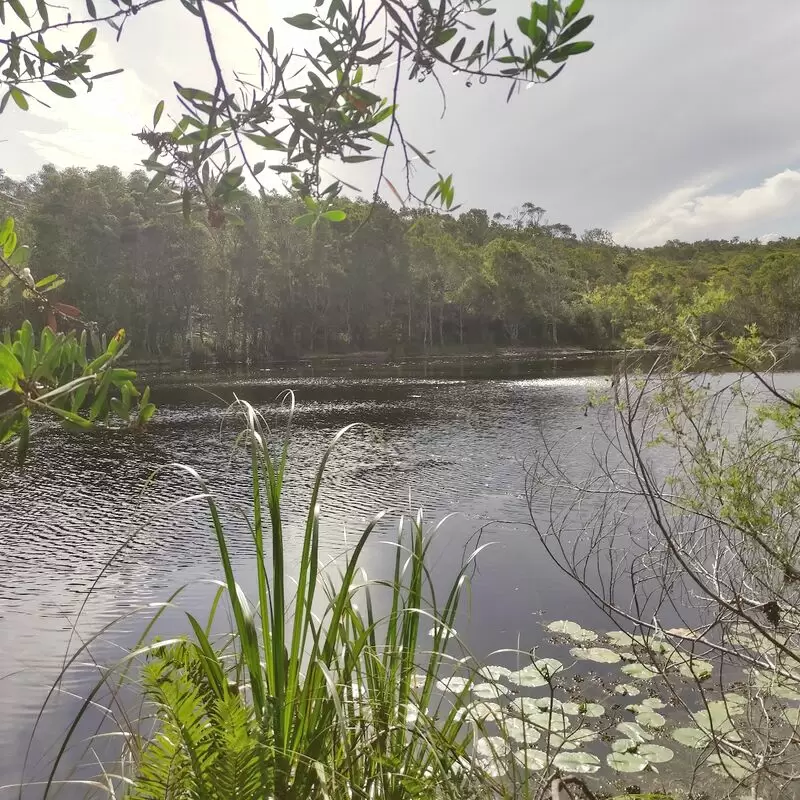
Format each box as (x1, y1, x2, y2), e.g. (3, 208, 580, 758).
(22, 395, 508, 800)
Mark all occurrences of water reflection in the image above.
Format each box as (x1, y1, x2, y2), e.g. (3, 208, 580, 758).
(0, 355, 615, 789)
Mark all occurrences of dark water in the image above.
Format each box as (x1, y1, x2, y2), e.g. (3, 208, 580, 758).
(0, 353, 619, 791)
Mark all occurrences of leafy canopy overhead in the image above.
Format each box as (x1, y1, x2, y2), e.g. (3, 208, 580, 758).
(0, 0, 595, 220)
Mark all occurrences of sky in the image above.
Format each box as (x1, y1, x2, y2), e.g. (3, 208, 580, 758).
(3, 1, 800, 247)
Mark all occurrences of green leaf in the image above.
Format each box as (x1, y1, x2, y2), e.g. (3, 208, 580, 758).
(606, 751, 649, 773)
(48, 405, 93, 429)
(245, 132, 286, 150)
(558, 15, 593, 45)
(137, 402, 156, 425)
(9, 87, 29, 111)
(432, 27, 457, 47)
(671, 727, 707, 748)
(293, 213, 316, 228)
(36, 0, 48, 27)
(284, 13, 320, 30)
(8, 245, 30, 266)
(78, 27, 97, 52)
(341, 155, 377, 163)
(476, 7, 496, 15)
(322, 210, 346, 222)
(0, 218, 13, 245)
(552, 752, 601, 775)
(0, 341, 24, 389)
(550, 40, 594, 61)
(45, 81, 77, 98)
(86, 0, 97, 18)
(451, 37, 466, 61)
(370, 132, 393, 146)
(635, 711, 666, 729)
(16, 416, 29, 467)
(570, 646, 620, 663)
(565, 0, 585, 22)
(174, 83, 215, 104)
(153, 99, 164, 126)
(9, 0, 30, 26)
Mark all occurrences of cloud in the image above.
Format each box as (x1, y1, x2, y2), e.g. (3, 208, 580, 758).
(15, 40, 156, 174)
(614, 170, 800, 246)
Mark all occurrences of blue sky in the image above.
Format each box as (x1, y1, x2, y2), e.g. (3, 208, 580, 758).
(3, 1, 800, 246)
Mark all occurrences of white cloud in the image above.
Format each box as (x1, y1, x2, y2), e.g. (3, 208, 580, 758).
(14, 40, 156, 174)
(614, 169, 800, 246)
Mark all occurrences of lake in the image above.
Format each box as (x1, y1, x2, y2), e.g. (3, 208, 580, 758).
(0, 352, 622, 791)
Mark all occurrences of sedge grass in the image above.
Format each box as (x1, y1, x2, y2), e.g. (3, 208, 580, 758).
(28, 396, 502, 800)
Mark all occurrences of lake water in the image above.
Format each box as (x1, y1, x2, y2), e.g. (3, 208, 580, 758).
(0, 353, 624, 791)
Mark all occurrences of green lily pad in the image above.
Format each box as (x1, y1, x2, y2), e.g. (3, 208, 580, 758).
(479, 665, 511, 682)
(576, 701, 605, 717)
(466, 701, 502, 722)
(612, 738, 639, 753)
(513, 748, 548, 772)
(550, 728, 598, 750)
(502, 716, 541, 745)
(622, 663, 660, 680)
(707, 752, 753, 781)
(570, 646, 622, 664)
(641, 697, 665, 710)
(637, 744, 674, 764)
(508, 658, 564, 687)
(671, 727, 707, 748)
(607, 751, 649, 773)
(615, 683, 641, 697)
(471, 682, 508, 701)
(553, 751, 601, 774)
(677, 658, 713, 680)
(616, 722, 653, 742)
(548, 620, 598, 643)
(635, 711, 666, 729)
(437, 675, 470, 694)
(474, 736, 509, 778)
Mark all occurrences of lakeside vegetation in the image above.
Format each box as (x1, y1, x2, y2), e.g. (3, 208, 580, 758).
(5, 169, 800, 362)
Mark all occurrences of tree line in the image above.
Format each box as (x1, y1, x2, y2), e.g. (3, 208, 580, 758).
(3, 164, 799, 362)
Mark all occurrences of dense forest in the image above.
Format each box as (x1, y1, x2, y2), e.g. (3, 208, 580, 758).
(2, 164, 799, 362)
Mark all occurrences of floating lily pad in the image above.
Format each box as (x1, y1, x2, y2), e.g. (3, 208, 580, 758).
(576, 701, 605, 717)
(472, 682, 508, 701)
(409, 674, 429, 690)
(570, 646, 622, 664)
(621, 663, 660, 680)
(635, 711, 666, 729)
(783, 706, 800, 727)
(671, 727, 708, 748)
(616, 722, 653, 743)
(502, 716, 541, 745)
(466, 701, 502, 722)
(615, 684, 641, 697)
(548, 620, 598, 643)
(707, 752, 753, 781)
(508, 658, 564, 687)
(513, 748, 548, 772)
(677, 658, 713, 680)
(436, 676, 470, 694)
(402, 704, 419, 727)
(552, 751, 601, 774)
(550, 728, 598, 750)
(612, 738, 639, 753)
(428, 625, 457, 639)
(607, 751, 649, 773)
(666, 627, 697, 638)
(479, 665, 512, 682)
(474, 736, 509, 778)
(606, 631, 638, 647)
(641, 697, 666, 710)
(637, 744, 674, 764)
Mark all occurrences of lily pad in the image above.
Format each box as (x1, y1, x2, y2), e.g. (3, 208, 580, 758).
(513, 748, 548, 772)
(615, 683, 641, 697)
(570, 646, 622, 664)
(508, 658, 564, 687)
(550, 728, 598, 750)
(621, 663, 660, 680)
(606, 631, 638, 647)
(707, 752, 753, 781)
(428, 624, 457, 639)
(616, 722, 653, 743)
(548, 620, 598, 643)
(552, 751, 601, 774)
(641, 697, 665, 710)
(479, 665, 511, 682)
(466, 701, 502, 722)
(635, 711, 666, 729)
(671, 727, 708, 748)
(607, 751, 649, 773)
(471, 682, 508, 701)
(677, 658, 713, 680)
(576, 701, 605, 717)
(437, 676, 470, 694)
(637, 744, 674, 764)
(474, 736, 509, 778)
(502, 716, 541, 745)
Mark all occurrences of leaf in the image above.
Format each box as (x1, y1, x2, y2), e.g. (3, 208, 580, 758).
(474, 736, 509, 778)
(570, 646, 620, 663)
(557, 15, 593, 46)
(86, 0, 96, 15)
(479, 665, 511, 682)
(451, 36, 466, 61)
(707, 752, 753, 781)
(47, 405, 93, 429)
(637, 744, 674, 764)
(341, 155, 377, 163)
(621, 663, 660, 680)
(550, 40, 594, 62)
(471, 682, 508, 701)
(10, 87, 29, 111)
(16, 416, 29, 467)
(606, 751, 649, 773)
(153, 100, 164, 126)
(635, 711, 665, 729)
(513, 748, 547, 772)
(432, 27, 457, 47)
(45, 81, 77, 98)
(548, 620, 597, 643)
(9, 0, 30, 26)
(0, 341, 24, 389)
(616, 722, 653, 743)
(677, 658, 713, 680)
(671, 727, 707, 748)
(552, 752, 601, 774)
(78, 27, 97, 52)
(245, 132, 286, 150)
(501, 716, 540, 745)
(174, 83, 215, 104)
(436, 675, 470, 694)
(8, 245, 30, 266)
(476, 7, 496, 15)
(284, 13, 320, 30)
(322, 209, 346, 222)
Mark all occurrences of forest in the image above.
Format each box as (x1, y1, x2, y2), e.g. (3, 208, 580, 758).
(3, 163, 799, 362)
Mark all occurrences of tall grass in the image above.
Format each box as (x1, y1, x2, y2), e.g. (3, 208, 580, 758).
(31, 396, 498, 800)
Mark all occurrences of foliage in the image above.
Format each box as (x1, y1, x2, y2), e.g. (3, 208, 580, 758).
(0, 0, 594, 217)
(0, 216, 154, 464)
